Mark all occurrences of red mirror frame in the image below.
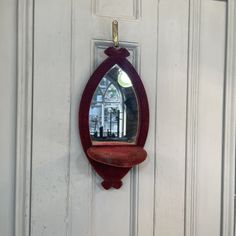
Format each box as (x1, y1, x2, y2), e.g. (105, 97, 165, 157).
(79, 47, 149, 189)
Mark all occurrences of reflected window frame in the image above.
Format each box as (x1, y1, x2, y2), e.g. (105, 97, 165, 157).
(89, 64, 138, 143)
(90, 76, 126, 139)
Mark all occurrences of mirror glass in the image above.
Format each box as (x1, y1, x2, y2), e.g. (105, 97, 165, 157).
(89, 65, 139, 143)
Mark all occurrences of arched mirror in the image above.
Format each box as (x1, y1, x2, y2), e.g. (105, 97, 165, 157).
(79, 47, 149, 189)
(89, 65, 138, 144)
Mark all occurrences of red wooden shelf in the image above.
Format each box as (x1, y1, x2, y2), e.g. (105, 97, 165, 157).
(87, 146, 147, 168)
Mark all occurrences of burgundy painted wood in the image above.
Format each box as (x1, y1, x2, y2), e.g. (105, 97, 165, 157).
(87, 146, 147, 168)
(79, 47, 149, 189)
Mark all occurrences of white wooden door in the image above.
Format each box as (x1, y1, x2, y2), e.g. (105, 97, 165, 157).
(14, 0, 236, 236)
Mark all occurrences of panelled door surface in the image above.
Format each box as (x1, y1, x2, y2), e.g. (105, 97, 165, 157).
(30, 0, 227, 235)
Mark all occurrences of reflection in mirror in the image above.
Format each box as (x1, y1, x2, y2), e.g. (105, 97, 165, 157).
(89, 65, 138, 143)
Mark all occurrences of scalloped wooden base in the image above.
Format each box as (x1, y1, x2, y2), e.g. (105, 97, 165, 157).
(87, 146, 147, 189)
(89, 159, 131, 189)
(102, 180, 122, 190)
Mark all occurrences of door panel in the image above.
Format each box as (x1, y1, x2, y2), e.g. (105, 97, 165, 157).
(195, 1, 226, 236)
(93, 0, 140, 19)
(69, 0, 158, 235)
(155, 0, 189, 235)
(31, 0, 71, 235)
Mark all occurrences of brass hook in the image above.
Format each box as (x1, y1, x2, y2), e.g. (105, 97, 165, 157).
(112, 20, 119, 48)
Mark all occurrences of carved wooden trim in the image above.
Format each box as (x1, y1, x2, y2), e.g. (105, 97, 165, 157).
(221, 1, 236, 236)
(15, 0, 34, 235)
(185, 0, 201, 235)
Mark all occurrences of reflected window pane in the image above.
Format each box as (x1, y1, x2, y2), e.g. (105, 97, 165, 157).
(89, 65, 138, 143)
